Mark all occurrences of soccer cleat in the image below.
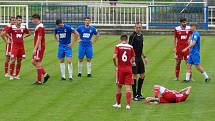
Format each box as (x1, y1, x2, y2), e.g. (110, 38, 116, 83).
(14, 75, 21, 80)
(174, 78, 179, 81)
(138, 95, 145, 100)
(78, 73, 82, 77)
(112, 103, 121, 108)
(10, 76, 14, 80)
(4, 73, 10, 78)
(32, 81, 43, 85)
(87, 74, 92, 77)
(133, 97, 140, 101)
(126, 105, 131, 110)
(61, 77, 66, 80)
(183, 80, 190, 83)
(43, 74, 50, 83)
(205, 78, 211, 83)
(69, 78, 73, 81)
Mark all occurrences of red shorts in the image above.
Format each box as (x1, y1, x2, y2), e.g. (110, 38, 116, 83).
(116, 68, 133, 85)
(5, 43, 11, 56)
(32, 49, 45, 62)
(176, 48, 189, 60)
(10, 45, 25, 59)
(159, 90, 189, 103)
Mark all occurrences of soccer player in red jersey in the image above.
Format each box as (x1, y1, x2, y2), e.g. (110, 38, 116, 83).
(0, 17, 16, 77)
(112, 35, 135, 110)
(31, 14, 50, 85)
(146, 85, 191, 104)
(4, 15, 31, 80)
(173, 18, 192, 81)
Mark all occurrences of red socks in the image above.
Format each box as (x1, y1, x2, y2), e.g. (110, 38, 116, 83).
(37, 68, 43, 82)
(116, 93, 122, 105)
(15, 64, 21, 76)
(126, 92, 131, 106)
(10, 63, 15, 76)
(175, 64, 180, 79)
(5, 62, 9, 74)
(41, 67, 46, 75)
(154, 86, 159, 98)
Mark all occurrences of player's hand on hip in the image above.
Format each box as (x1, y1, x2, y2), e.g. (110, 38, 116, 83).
(173, 48, 176, 53)
(182, 48, 187, 53)
(67, 43, 72, 48)
(33, 49, 37, 55)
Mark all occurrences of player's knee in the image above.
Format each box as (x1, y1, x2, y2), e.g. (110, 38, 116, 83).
(86, 59, 91, 62)
(79, 59, 83, 62)
(176, 61, 181, 65)
(140, 74, 145, 79)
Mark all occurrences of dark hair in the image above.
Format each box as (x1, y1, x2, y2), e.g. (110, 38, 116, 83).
(56, 19, 63, 25)
(16, 15, 22, 19)
(120, 34, 128, 41)
(32, 14, 41, 20)
(180, 17, 186, 23)
(9, 16, 15, 20)
(84, 16, 90, 20)
(135, 21, 142, 25)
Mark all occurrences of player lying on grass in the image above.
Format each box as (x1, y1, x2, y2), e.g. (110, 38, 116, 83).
(0, 17, 16, 78)
(182, 23, 210, 83)
(112, 35, 135, 110)
(146, 85, 191, 104)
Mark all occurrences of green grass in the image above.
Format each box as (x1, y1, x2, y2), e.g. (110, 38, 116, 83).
(0, 35, 214, 121)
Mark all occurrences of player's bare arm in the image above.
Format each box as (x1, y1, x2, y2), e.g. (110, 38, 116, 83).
(5, 33, 12, 44)
(173, 30, 177, 53)
(33, 35, 42, 54)
(0, 30, 7, 42)
(113, 53, 118, 67)
(69, 31, 79, 47)
(92, 34, 100, 43)
(182, 40, 196, 53)
(142, 46, 148, 65)
(24, 31, 31, 38)
(54, 34, 59, 42)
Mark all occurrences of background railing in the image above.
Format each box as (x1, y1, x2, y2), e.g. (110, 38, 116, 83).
(0, 1, 214, 30)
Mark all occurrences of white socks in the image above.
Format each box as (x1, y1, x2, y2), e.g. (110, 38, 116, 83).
(60, 63, 66, 78)
(78, 61, 83, 74)
(68, 63, 73, 78)
(60, 63, 73, 78)
(186, 72, 191, 81)
(87, 62, 92, 74)
(201, 72, 209, 79)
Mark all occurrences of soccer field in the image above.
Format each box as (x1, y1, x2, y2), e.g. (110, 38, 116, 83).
(0, 35, 214, 121)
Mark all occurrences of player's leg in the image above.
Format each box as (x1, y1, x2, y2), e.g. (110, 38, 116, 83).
(59, 58, 66, 80)
(86, 46, 93, 77)
(185, 64, 192, 82)
(195, 64, 210, 82)
(14, 58, 22, 79)
(125, 85, 132, 109)
(113, 84, 122, 108)
(66, 47, 73, 80)
(58, 47, 66, 80)
(136, 58, 145, 99)
(9, 48, 18, 80)
(175, 59, 181, 80)
(4, 55, 10, 77)
(78, 45, 85, 77)
(132, 73, 138, 101)
(184, 51, 192, 80)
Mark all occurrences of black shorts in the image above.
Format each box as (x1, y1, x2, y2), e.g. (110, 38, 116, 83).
(132, 57, 145, 74)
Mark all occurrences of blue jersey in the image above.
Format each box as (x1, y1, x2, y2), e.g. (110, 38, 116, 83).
(55, 24, 76, 45)
(76, 25, 98, 45)
(190, 31, 200, 55)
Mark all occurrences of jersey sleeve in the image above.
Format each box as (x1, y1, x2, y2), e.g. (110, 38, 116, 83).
(76, 26, 81, 34)
(5, 26, 12, 33)
(69, 26, 76, 33)
(54, 28, 57, 35)
(114, 46, 118, 54)
(128, 34, 133, 45)
(37, 27, 45, 36)
(24, 27, 30, 34)
(93, 27, 98, 35)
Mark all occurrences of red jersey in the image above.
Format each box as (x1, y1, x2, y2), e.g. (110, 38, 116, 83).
(159, 90, 189, 103)
(34, 23, 45, 50)
(114, 43, 135, 69)
(5, 24, 29, 46)
(174, 26, 192, 50)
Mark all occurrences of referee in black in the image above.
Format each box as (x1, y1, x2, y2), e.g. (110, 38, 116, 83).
(129, 22, 148, 101)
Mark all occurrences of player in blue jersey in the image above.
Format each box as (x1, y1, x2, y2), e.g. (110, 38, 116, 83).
(182, 23, 210, 82)
(54, 19, 79, 80)
(76, 17, 99, 77)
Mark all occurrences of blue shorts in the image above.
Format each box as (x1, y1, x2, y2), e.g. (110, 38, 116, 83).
(187, 54, 200, 65)
(78, 44, 93, 59)
(57, 45, 72, 59)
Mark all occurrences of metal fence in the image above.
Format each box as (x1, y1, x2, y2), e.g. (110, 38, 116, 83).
(0, 1, 214, 29)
